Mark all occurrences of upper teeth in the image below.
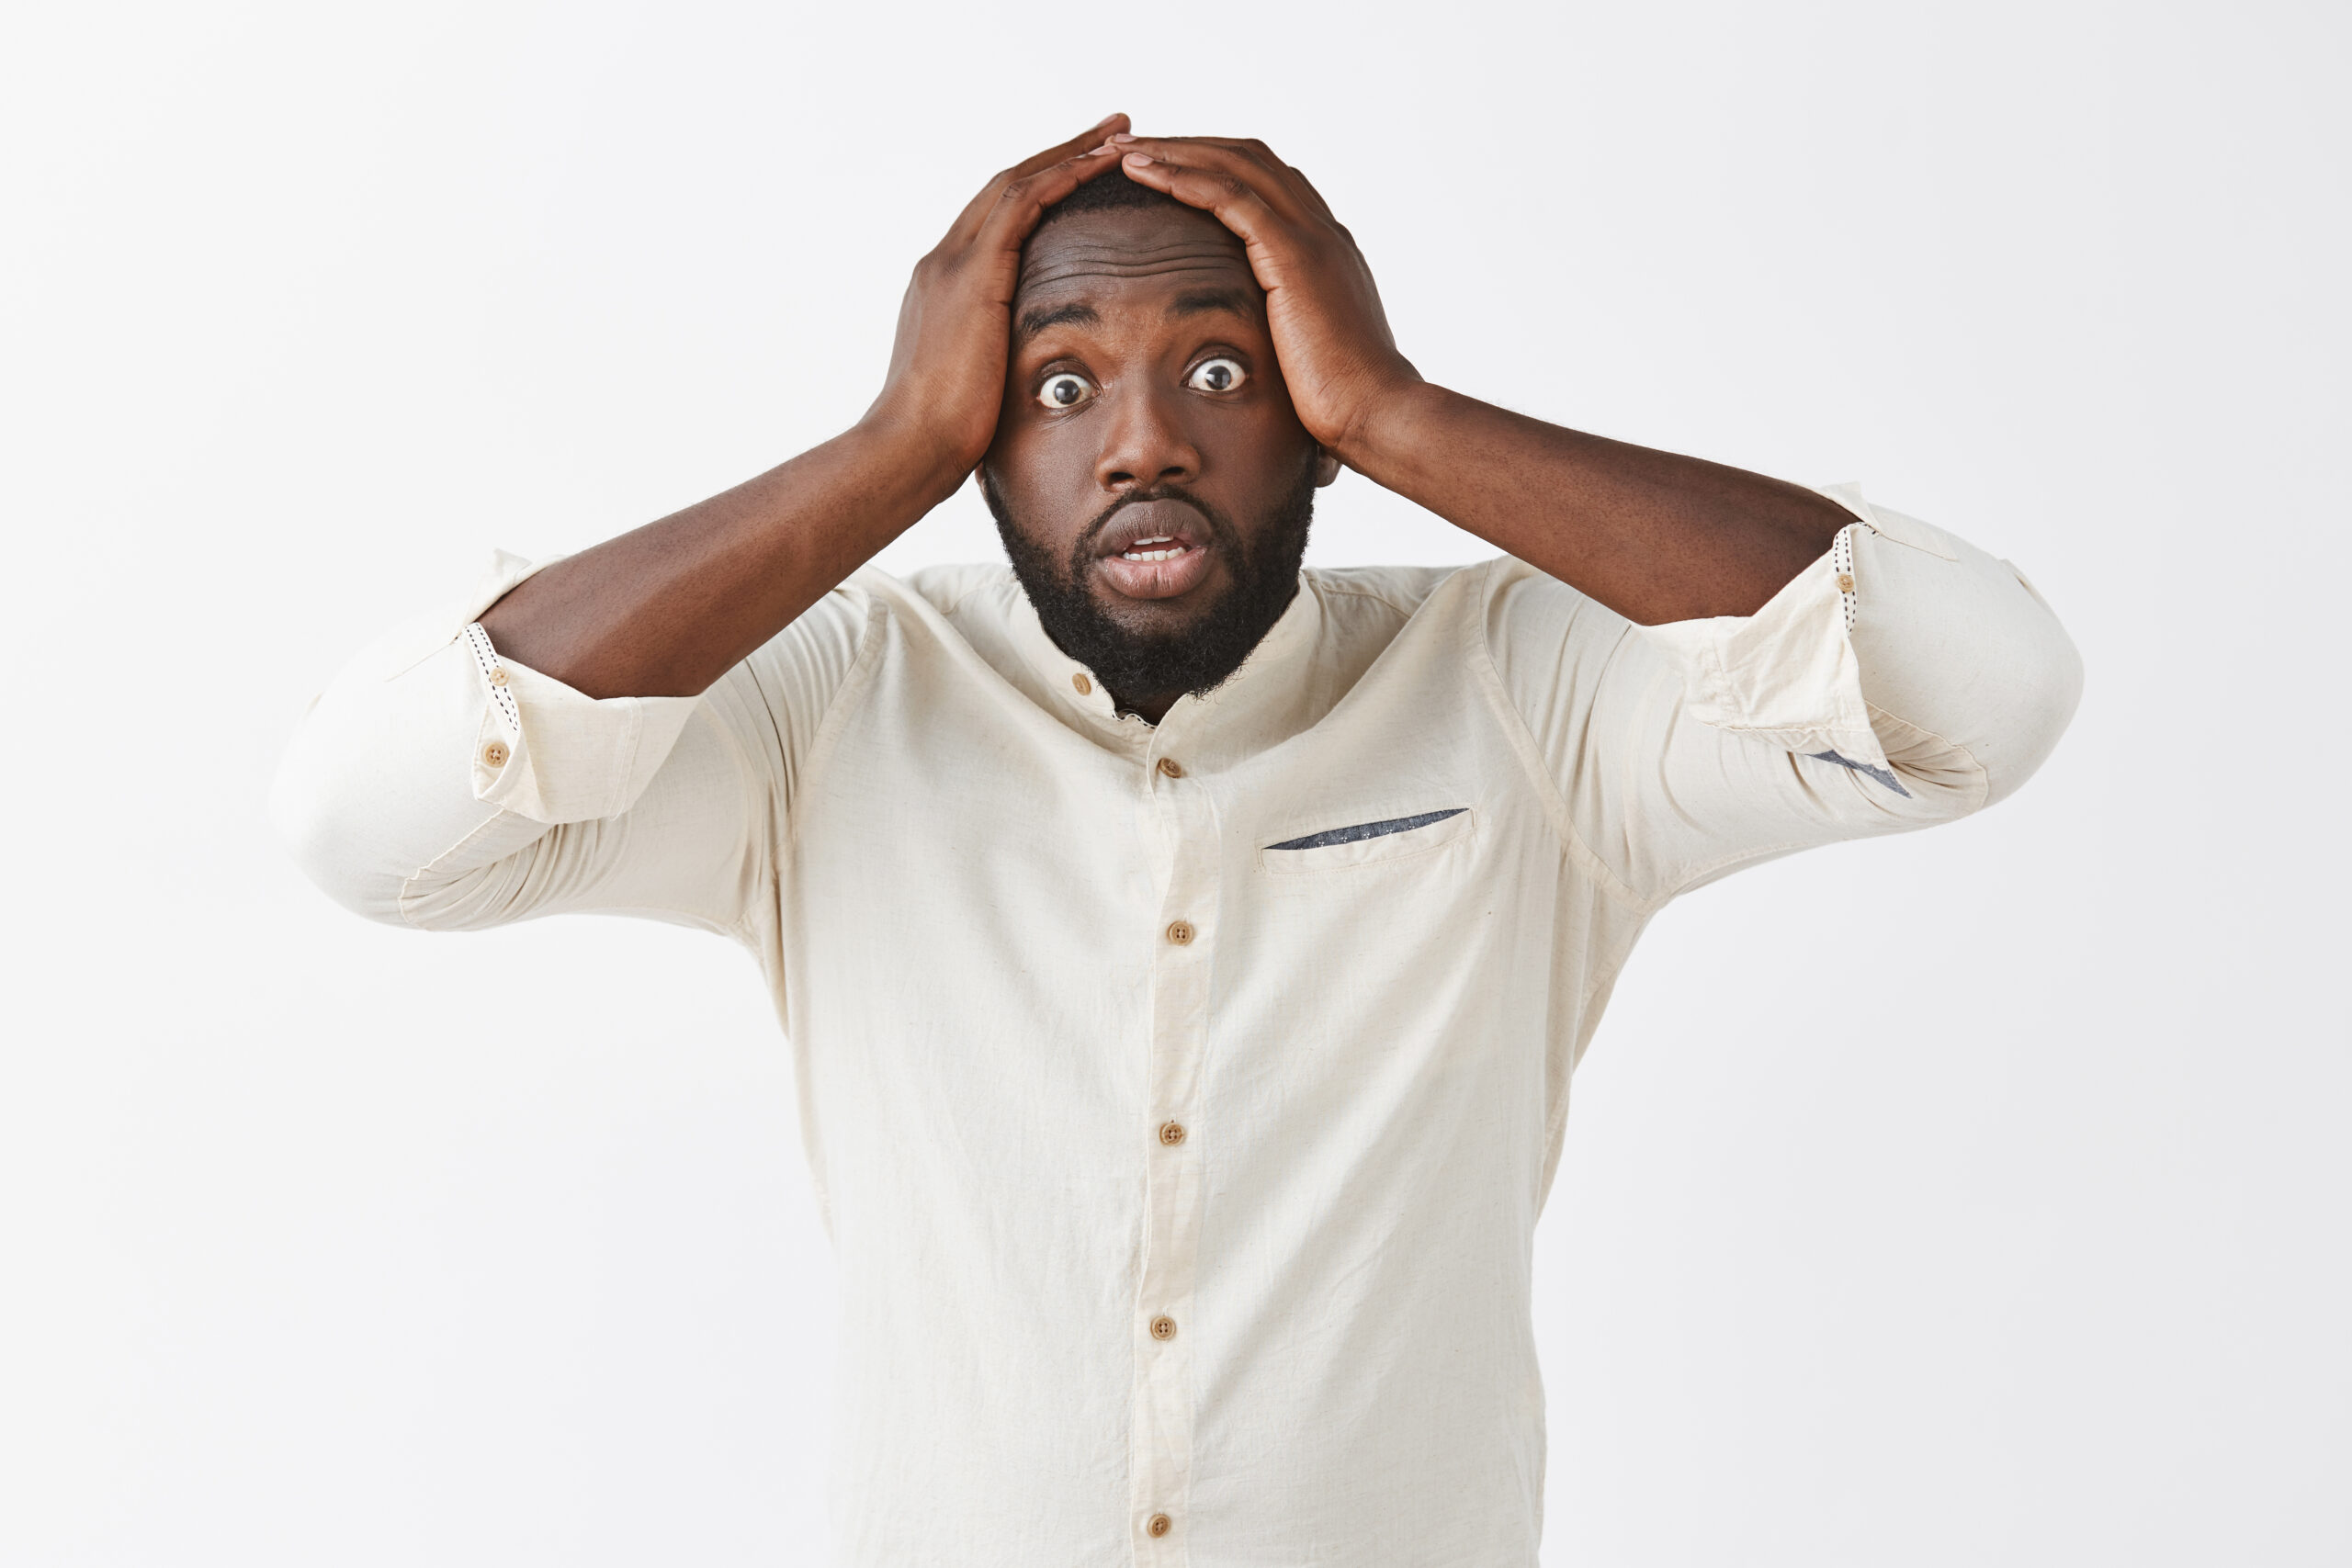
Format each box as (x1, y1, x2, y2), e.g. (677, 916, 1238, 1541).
(1123, 537, 1183, 561)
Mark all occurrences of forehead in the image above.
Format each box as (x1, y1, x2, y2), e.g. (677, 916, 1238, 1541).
(1013, 205, 1260, 319)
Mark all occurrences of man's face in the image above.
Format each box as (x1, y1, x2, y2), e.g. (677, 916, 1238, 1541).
(980, 198, 1336, 710)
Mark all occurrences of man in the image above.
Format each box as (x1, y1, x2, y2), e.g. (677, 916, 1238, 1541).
(274, 114, 2081, 1565)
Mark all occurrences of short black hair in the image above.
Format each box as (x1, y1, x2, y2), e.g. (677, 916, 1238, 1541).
(1033, 168, 1194, 235)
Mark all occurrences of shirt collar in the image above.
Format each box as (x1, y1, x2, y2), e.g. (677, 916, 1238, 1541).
(1005, 574, 1327, 763)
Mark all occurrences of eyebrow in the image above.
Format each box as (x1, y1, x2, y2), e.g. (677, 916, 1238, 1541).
(1016, 301, 1100, 342)
(1015, 286, 1262, 345)
(1167, 287, 1258, 322)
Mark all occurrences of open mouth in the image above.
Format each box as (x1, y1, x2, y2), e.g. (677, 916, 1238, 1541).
(1091, 501, 1219, 601)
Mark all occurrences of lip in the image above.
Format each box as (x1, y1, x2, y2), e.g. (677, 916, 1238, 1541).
(1091, 499, 1217, 601)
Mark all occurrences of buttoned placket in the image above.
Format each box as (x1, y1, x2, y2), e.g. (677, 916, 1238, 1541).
(1128, 728, 1214, 1564)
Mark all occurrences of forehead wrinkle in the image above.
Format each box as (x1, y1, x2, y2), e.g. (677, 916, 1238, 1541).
(1015, 241, 1257, 300)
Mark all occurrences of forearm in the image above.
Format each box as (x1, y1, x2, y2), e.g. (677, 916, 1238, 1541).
(479, 419, 961, 698)
(1340, 382, 1853, 625)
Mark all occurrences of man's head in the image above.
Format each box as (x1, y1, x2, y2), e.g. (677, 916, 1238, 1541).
(979, 170, 1338, 718)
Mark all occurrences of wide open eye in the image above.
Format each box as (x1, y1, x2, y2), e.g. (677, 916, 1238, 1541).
(1037, 372, 1094, 410)
(1185, 357, 1247, 393)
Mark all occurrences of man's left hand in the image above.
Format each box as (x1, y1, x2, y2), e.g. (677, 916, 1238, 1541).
(1110, 136, 1419, 463)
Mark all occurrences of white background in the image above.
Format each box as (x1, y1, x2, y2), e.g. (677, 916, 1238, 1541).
(5, 1, 2345, 1563)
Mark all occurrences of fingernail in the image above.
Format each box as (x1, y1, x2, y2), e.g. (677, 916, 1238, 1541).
(1123, 152, 1152, 165)
(1088, 142, 1118, 155)
(1110, 132, 1137, 144)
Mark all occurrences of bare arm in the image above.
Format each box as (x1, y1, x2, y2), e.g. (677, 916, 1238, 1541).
(481, 115, 1132, 699)
(1113, 136, 1851, 624)
(1325, 385, 1849, 624)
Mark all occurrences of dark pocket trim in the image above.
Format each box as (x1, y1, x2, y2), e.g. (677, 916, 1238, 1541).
(1265, 808, 1467, 852)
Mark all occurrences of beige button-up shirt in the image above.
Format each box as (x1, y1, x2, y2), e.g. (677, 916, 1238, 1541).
(272, 484, 2081, 1566)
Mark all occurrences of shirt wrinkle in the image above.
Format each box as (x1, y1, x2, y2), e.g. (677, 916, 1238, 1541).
(270, 484, 2082, 1568)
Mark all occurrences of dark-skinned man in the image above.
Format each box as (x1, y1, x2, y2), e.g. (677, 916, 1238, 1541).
(275, 115, 2081, 1567)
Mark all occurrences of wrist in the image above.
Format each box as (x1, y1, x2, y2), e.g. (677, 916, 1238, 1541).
(848, 404, 987, 512)
(1329, 372, 1443, 478)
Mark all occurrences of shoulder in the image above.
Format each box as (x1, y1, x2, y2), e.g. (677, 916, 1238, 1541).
(1305, 563, 1494, 664)
(834, 561, 1029, 648)
(1307, 558, 1614, 653)
(1472, 556, 1628, 647)
(897, 561, 1020, 621)
(1305, 562, 1470, 619)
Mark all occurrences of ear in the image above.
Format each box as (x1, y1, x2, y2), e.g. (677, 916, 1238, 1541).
(1313, 447, 1341, 488)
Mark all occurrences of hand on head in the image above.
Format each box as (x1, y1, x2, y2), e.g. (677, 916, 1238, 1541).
(1104, 134, 1419, 459)
(862, 114, 1136, 482)
(865, 121, 1418, 500)
(864, 121, 1419, 720)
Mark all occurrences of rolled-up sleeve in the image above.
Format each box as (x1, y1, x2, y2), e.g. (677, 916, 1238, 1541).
(269, 549, 874, 938)
(1485, 483, 2084, 907)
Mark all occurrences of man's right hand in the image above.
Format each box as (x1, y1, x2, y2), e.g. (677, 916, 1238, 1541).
(863, 114, 1132, 501)
(476, 116, 1130, 699)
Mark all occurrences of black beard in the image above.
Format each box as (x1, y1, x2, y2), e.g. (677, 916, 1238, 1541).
(982, 460, 1317, 713)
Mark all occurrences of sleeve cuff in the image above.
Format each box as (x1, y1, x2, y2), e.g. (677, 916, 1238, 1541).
(1643, 497, 1891, 771)
(455, 551, 703, 825)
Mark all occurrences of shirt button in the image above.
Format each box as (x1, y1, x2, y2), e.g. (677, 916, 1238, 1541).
(1159, 1121, 1187, 1146)
(1149, 1314, 1177, 1340)
(1156, 757, 1183, 778)
(1165, 920, 1194, 945)
(1837, 571, 1856, 593)
(1147, 1513, 1173, 1538)
(1071, 672, 1092, 695)
(488, 667, 510, 686)
(481, 740, 510, 768)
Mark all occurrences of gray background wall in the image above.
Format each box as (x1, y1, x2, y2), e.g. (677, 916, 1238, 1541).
(5, 1, 2343, 1562)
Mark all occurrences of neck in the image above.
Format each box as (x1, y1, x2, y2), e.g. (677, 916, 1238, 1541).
(1111, 686, 1183, 726)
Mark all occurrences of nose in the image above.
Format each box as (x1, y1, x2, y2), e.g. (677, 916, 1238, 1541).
(1092, 381, 1201, 495)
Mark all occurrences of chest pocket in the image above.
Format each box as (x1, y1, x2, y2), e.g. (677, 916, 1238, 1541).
(1259, 807, 1476, 874)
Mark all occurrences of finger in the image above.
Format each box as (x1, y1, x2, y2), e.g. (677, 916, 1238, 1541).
(1170, 135, 1341, 226)
(1108, 136, 1314, 225)
(970, 141, 1130, 260)
(1010, 112, 1132, 184)
(1279, 161, 1341, 227)
(1114, 150, 1288, 257)
(1162, 134, 1291, 175)
(1196, 138, 1341, 226)
(948, 114, 1130, 242)
(948, 114, 1127, 240)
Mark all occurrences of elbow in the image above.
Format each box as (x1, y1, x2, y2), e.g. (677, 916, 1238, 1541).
(1887, 603, 2082, 818)
(1975, 588, 2085, 810)
(267, 736, 419, 928)
(1855, 543, 2086, 817)
(268, 622, 548, 931)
